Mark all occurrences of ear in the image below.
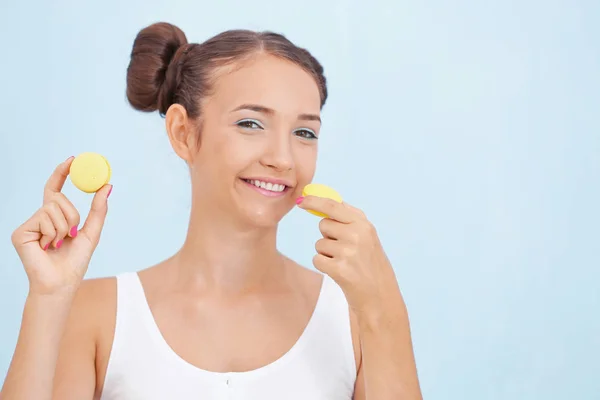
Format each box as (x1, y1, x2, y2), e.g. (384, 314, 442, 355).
(165, 104, 197, 163)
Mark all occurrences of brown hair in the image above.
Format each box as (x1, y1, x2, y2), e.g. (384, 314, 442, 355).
(126, 22, 328, 119)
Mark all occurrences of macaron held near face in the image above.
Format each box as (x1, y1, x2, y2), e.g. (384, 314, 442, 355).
(301, 183, 342, 218)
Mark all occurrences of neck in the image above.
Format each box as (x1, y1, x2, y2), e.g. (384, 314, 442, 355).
(173, 202, 286, 295)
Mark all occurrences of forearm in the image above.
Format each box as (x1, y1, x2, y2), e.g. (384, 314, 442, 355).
(358, 293, 422, 400)
(1, 292, 74, 400)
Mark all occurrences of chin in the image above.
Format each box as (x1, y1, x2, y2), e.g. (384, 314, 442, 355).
(240, 204, 291, 229)
(231, 179, 295, 228)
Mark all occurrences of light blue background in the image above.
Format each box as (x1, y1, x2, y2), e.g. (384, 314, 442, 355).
(1, 0, 598, 398)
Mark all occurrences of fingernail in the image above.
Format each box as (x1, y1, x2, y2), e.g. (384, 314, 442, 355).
(107, 185, 113, 198)
(56, 240, 63, 249)
(295, 196, 304, 205)
(43, 243, 50, 251)
(70, 226, 78, 237)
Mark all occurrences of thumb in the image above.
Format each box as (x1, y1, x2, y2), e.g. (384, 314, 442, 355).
(79, 184, 112, 246)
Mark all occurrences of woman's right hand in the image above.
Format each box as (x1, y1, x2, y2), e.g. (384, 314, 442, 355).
(11, 156, 112, 296)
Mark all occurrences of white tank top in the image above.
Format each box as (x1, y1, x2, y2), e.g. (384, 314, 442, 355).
(100, 272, 357, 399)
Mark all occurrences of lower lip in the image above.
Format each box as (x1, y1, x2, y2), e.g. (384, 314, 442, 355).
(241, 179, 290, 198)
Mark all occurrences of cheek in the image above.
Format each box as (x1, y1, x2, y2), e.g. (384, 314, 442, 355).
(198, 130, 261, 178)
(294, 145, 318, 182)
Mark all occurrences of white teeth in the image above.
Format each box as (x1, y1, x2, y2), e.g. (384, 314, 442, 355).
(246, 179, 286, 192)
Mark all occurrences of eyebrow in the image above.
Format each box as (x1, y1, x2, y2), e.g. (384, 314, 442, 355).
(231, 103, 321, 123)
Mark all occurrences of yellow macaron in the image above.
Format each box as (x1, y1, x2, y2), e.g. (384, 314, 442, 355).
(301, 183, 343, 218)
(69, 152, 112, 193)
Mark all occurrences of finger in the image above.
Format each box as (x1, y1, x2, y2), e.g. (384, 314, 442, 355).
(312, 253, 338, 276)
(38, 212, 57, 250)
(44, 202, 69, 248)
(80, 184, 112, 245)
(318, 217, 350, 240)
(43, 156, 74, 203)
(297, 196, 354, 223)
(52, 193, 81, 237)
(315, 238, 341, 258)
(341, 201, 367, 218)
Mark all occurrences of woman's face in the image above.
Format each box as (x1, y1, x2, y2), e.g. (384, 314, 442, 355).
(189, 54, 322, 227)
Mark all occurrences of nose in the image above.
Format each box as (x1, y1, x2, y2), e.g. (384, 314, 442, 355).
(261, 130, 295, 172)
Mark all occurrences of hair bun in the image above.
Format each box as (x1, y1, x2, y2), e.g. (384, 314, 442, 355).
(126, 22, 188, 113)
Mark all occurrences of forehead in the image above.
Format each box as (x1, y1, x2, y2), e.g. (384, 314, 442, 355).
(207, 54, 322, 115)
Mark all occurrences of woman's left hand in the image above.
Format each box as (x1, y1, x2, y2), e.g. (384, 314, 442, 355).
(296, 196, 402, 319)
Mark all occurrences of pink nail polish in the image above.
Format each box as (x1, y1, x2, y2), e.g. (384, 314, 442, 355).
(43, 243, 50, 251)
(70, 226, 78, 237)
(107, 186, 113, 198)
(295, 196, 304, 205)
(56, 240, 63, 249)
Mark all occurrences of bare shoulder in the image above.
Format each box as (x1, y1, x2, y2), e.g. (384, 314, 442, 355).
(78, 276, 116, 296)
(283, 258, 324, 299)
(55, 277, 117, 345)
(290, 261, 323, 284)
(71, 276, 117, 326)
(75, 277, 118, 386)
(52, 276, 117, 399)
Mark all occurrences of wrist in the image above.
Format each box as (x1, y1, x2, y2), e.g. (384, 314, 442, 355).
(28, 281, 79, 301)
(26, 288, 76, 310)
(356, 291, 407, 332)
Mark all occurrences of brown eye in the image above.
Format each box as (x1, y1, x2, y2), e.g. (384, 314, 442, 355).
(236, 119, 263, 129)
(294, 129, 317, 139)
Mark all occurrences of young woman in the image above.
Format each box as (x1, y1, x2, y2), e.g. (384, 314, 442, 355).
(1, 22, 422, 399)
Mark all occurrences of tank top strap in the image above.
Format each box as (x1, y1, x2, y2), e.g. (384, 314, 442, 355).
(309, 274, 357, 377)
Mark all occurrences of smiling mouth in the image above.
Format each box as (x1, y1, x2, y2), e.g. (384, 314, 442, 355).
(241, 178, 291, 194)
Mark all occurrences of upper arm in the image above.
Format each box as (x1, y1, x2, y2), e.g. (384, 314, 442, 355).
(350, 309, 366, 400)
(353, 361, 366, 400)
(52, 278, 115, 400)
